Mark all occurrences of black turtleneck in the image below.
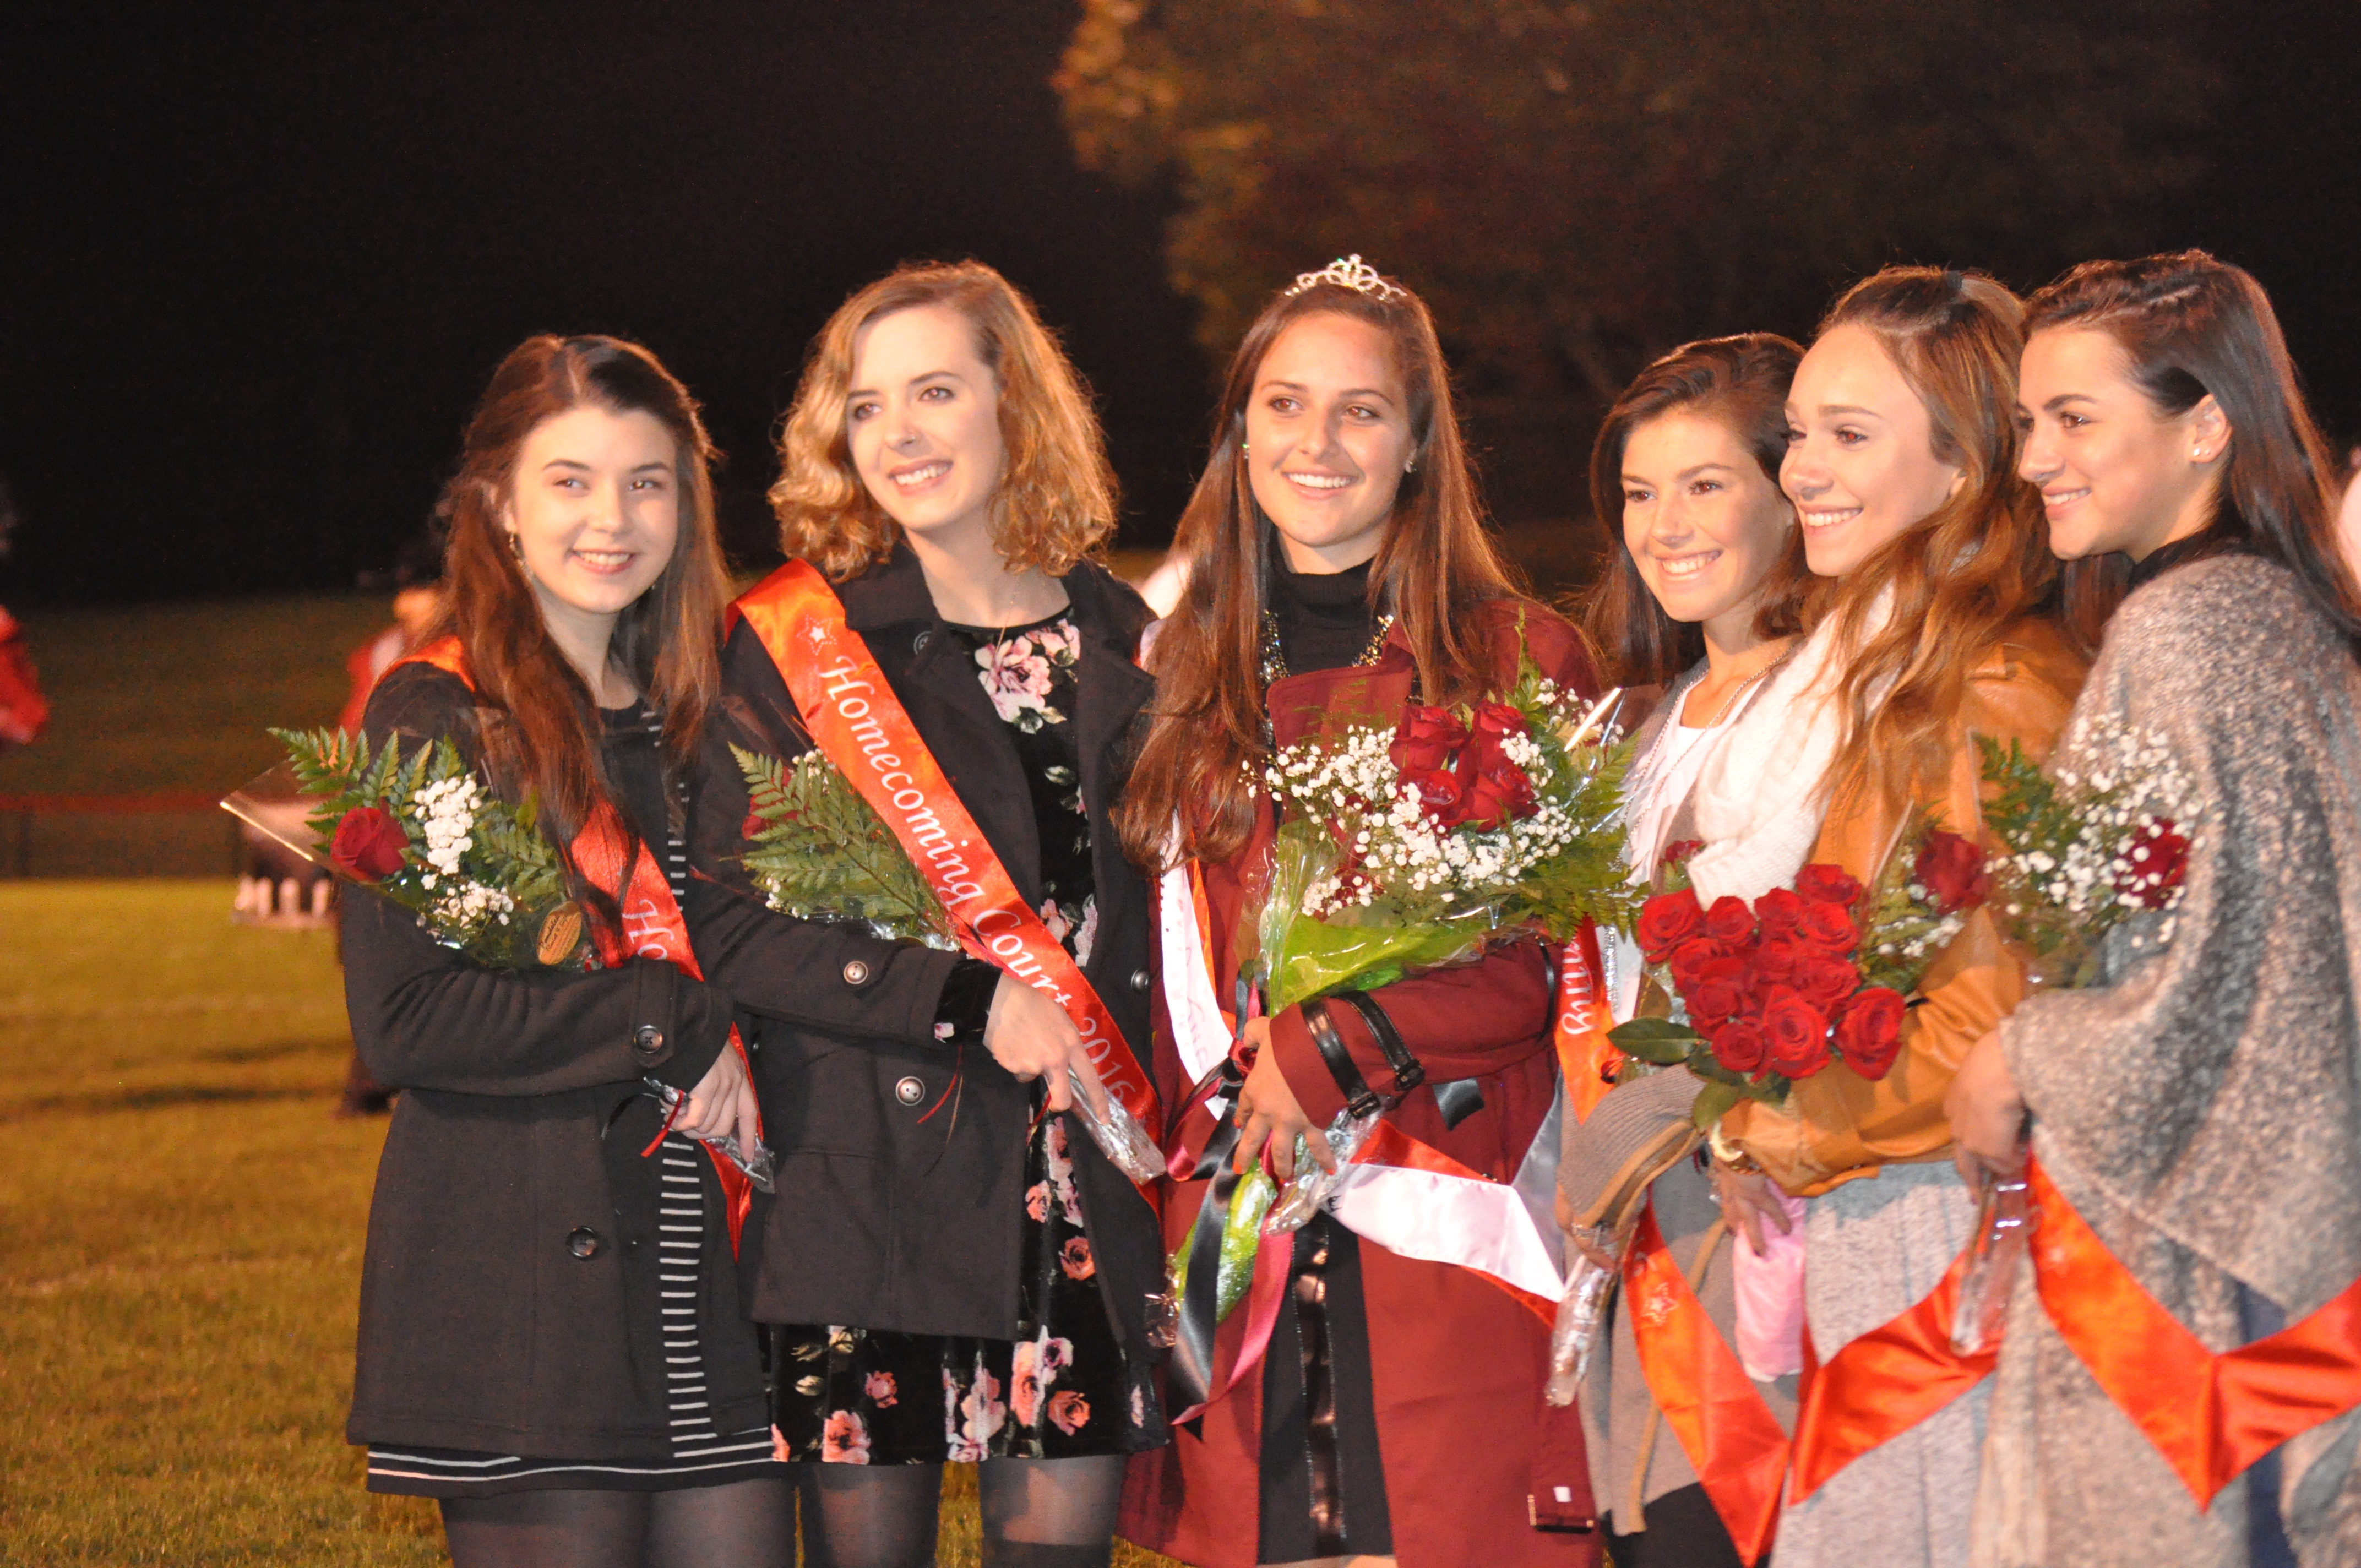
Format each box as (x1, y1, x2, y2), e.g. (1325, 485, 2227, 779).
(1269, 557, 1382, 677)
(2129, 520, 2245, 591)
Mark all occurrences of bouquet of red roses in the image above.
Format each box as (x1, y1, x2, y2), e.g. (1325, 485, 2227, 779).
(1608, 816, 1988, 1126)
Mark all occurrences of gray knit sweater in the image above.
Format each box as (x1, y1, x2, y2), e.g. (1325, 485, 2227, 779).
(1978, 554, 2361, 1567)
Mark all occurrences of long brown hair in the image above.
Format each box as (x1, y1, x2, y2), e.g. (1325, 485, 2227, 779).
(1802, 269, 2072, 805)
(434, 334, 728, 915)
(2025, 250, 2361, 655)
(1117, 265, 1522, 871)
(1582, 334, 1810, 687)
(770, 260, 1118, 581)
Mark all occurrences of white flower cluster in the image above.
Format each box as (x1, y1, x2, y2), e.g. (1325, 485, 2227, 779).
(2007, 715, 2199, 944)
(1878, 902, 1968, 963)
(412, 774, 483, 889)
(430, 878, 516, 932)
(1265, 698, 1592, 916)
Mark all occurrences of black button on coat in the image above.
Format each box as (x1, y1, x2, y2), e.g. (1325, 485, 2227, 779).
(689, 549, 1163, 1360)
(342, 666, 840, 1458)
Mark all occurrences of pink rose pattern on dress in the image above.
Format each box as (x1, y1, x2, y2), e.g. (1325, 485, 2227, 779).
(821, 1408, 871, 1464)
(974, 620, 1080, 734)
(863, 1370, 897, 1408)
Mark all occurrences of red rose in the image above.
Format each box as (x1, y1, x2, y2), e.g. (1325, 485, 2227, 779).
(1834, 987, 1907, 1079)
(1668, 937, 1722, 990)
(1705, 895, 1758, 947)
(329, 805, 408, 882)
(1400, 766, 1463, 826)
(1390, 703, 1470, 775)
(1660, 839, 1705, 873)
(2115, 819, 2190, 910)
(1467, 700, 1530, 753)
(1796, 899, 1859, 955)
(1797, 953, 1863, 1011)
(1755, 886, 1805, 940)
(1687, 956, 1753, 1029)
(1761, 985, 1831, 1078)
(1914, 830, 1990, 914)
(1753, 938, 1807, 986)
(1637, 889, 1705, 962)
(1795, 864, 1863, 907)
(741, 809, 766, 840)
(1455, 754, 1539, 830)
(1711, 1016, 1769, 1075)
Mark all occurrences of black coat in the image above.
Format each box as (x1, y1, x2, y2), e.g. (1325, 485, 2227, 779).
(688, 548, 1163, 1361)
(345, 665, 837, 1457)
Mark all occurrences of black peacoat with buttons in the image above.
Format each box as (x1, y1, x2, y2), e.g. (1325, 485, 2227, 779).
(344, 666, 853, 1458)
(687, 546, 1163, 1361)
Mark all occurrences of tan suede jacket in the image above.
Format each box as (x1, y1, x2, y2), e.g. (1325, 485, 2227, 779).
(1723, 617, 2088, 1197)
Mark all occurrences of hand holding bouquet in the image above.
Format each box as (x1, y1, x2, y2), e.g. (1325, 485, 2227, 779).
(1609, 815, 1987, 1127)
(733, 744, 1163, 1184)
(256, 726, 587, 970)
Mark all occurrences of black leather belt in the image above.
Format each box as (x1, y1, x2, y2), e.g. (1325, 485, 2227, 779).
(1302, 992, 1484, 1129)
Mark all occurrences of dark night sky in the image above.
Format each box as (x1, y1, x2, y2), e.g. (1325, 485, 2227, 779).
(2, 1, 2357, 606)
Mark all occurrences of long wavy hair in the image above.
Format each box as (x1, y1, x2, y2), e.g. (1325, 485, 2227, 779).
(433, 334, 728, 927)
(1799, 269, 2079, 805)
(1581, 334, 1811, 688)
(770, 260, 1118, 581)
(2025, 250, 2361, 655)
(1116, 265, 1524, 871)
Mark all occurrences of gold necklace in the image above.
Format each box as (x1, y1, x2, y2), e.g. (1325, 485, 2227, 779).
(1259, 607, 1397, 687)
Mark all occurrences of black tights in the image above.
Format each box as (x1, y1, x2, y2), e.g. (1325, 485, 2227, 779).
(440, 1477, 796, 1568)
(797, 1456, 1127, 1568)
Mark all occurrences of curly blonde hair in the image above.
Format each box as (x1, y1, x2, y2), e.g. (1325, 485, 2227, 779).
(770, 260, 1119, 581)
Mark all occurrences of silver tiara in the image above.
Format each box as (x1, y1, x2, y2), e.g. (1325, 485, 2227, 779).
(1285, 254, 1405, 303)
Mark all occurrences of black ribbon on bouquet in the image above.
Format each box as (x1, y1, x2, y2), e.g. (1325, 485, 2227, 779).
(1165, 977, 1264, 1431)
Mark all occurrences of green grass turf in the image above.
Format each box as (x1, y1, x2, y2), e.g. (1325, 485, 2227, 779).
(0, 880, 1181, 1565)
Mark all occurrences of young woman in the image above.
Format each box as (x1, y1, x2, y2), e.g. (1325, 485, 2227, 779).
(1559, 334, 1808, 1567)
(1688, 269, 2091, 1568)
(1949, 252, 2361, 1568)
(1115, 258, 1602, 1568)
(686, 261, 1166, 1568)
(344, 335, 793, 1567)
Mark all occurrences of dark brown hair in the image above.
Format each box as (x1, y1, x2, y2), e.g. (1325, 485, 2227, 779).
(2025, 249, 2361, 653)
(1116, 266, 1522, 870)
(1803, 268, 2072, 804)
(771, 260, 1118, 581)
(434, 334, 728, 924)
(1581, 334, 1810, 687)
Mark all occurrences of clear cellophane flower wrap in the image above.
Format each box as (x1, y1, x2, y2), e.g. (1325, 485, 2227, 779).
(1546, 1223, 1624, 1404)
(1254, 633, 1640, 1234)
(732, 740, 1163, 1184)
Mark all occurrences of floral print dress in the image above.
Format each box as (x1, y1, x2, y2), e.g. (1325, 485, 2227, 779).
(768, 612, 1161, 1465)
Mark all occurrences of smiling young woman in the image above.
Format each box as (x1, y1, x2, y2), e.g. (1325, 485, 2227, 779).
(1945, 253, 2361, 1568)
(1563, 334, 1807, 1567)
(343, 336, 803, 1568)
(685, 261, 1167, 1568)
(1667, 271, 2095, 1568)
(1116, 260, 1604, 1568)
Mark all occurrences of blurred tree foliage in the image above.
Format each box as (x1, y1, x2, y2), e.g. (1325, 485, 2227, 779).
(1055, 0, 2217, 399)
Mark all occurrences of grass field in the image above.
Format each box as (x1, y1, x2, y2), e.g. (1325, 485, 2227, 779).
(0, 880, 1182, 1565)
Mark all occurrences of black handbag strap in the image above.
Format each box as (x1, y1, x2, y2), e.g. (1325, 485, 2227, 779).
(1301, 998, 1384, 1120)
(1337, 989, 1425, 1098)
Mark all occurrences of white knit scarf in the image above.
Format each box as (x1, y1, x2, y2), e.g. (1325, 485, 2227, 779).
(1684, 596, 1889, 905)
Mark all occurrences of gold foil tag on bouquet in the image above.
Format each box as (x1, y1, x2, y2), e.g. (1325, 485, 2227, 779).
(537, 902, 585, 967)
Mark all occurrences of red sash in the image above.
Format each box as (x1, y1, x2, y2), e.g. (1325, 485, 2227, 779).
(727, 561, 1159, 1140)
(395, 638, 760, 1253)
(1554, 920, 1619, 1124)
(1623, 1204, 1788, 1565)
(1787, 1244, 1994, 1502)
(2025, 1156, 2361, 1506)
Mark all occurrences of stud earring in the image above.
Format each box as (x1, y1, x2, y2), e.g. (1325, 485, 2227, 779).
(1405, 454, 1417, 475)
(506, 531, 525, 562)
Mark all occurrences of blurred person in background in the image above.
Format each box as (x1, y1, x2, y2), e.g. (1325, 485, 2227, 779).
(340, 531, 450, 733)
(0, 476, 50, 752)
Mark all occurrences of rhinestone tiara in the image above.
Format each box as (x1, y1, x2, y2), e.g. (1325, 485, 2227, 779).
(1284, 254, 1406, 303)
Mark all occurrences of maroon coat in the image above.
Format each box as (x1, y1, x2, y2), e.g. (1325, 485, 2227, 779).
(1120, 598, 1603, 1568)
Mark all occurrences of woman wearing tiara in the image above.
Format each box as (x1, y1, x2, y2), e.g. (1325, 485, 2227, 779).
(1693, 269, 2090, 1568)
(1951, 252, 2361, 1568)
(687, 261, 1167, 1568)
(1559, 334, 1809, 1567)
(1116, 257, 1603, 1568)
